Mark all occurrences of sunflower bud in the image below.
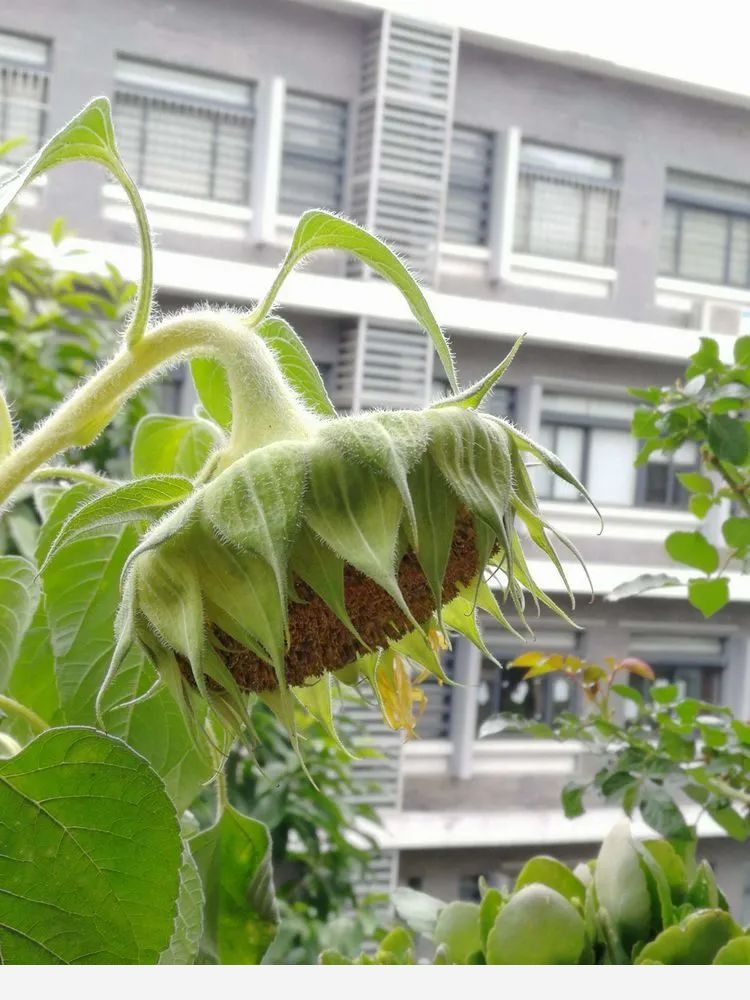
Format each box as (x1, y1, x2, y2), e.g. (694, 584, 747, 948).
(101, 319, 593, 752)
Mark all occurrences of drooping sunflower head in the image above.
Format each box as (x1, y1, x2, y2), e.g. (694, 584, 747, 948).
(100, 325, 596, 753)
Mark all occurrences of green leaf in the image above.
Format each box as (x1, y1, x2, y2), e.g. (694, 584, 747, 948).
(514, 857, 585, 904)
(689, 494, 714, 520)
(605, 572, 682, 602)
(159, 846, 204, 965)
(611, 683, 643, 708)
(651, 683, 679, 704)
(432, 335, 524, 410)
(708, 414, 749, 465)
(688, 576, 730, 618)
(561, 781, 586, 819)
(708, 804, 749, 841)
(723, 516, 750, 551)
(434, 901, 482, 963)
(252, 210, 458, 391)
(0, 726, 182, 963)
(636, 910, 742, 965)
(257, 315, 336, 417)
(190, 358, 233, 430)
(486, 885, 586, 965)
(392, 887, 445, 936)
(714, 937, 750, 964)
(639, 786, 691, 841)
(132, 414, 220, 478)
(44, 475, 193, 561)
(0, 555, 39, 690)
(678, 471, 713, 494)
(665, 530, 718, 574)
(688, 336, 720, 376)
(733, 335, 750, 367)
(41, 489, 211, 810)
(0, 97, 152, 346)
(189, 803, 278, 964)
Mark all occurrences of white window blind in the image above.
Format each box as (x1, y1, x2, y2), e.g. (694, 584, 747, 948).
(514, 141, 619, 266)
(113, 57, 255, 204)
(278, 90, 347, 218)
(660, 169, 750, 287)
(0, 30, 49, 167)
(444, 125, 494, 246)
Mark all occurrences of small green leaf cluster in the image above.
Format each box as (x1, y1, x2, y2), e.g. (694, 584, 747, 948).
(480, 653, 750, 843)
(611, 335, 750, 616)
(322, 820, 750, 965)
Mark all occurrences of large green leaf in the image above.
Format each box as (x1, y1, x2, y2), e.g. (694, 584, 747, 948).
(688, 577, 730, 618)
(189, 803, 278, 964)
(132, 414, 221, 478)
(251, 210, 458, 390)
(190, 358, 233, 430)
(0, 727, 182, 964)
(40, 489, 212, 809)
(0, 555, 39, 690)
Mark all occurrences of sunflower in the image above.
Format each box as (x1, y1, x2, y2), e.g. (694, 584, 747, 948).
(91, 311, 596, 754)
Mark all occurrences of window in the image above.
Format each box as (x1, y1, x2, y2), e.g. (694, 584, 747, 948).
(0, 30, 49, 167)
(660, 170, 750, 287)
(514, 142, 620, 265)
(279, 91, 347, 218)
(536, 393, 637, 505)
(638, 441, 699, 508)
(628, 633, 725, 705)
(477, 627, 580, 734)
(444, 125, 494, 246)
(458, 876, 482, 902)
(113, 57, 255, 204)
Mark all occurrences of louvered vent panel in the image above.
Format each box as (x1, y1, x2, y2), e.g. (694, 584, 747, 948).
(332, 326, 360, 408)
(386, 17, 454, 103)
(360, 325, 432, 409)
(338, 697, 403, 900)
(353, 99, 376, 179)
(379, 102, 445, 182)
(360, 18, 383, 95)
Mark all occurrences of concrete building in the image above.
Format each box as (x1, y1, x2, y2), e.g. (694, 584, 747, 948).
(1, 0, 749, 917)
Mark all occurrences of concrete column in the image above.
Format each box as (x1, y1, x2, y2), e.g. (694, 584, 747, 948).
(250, 76, 285, 245)
(488, 126, 521, 285)
(449, 638, 482, 780)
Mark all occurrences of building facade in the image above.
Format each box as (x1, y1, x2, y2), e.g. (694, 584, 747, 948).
(2, 0, 749, 917)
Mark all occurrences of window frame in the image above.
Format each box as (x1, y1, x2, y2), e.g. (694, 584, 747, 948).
(444, 123, 495, 248)
(112, 55, 256, 205)
(278, 89, 349, 218)
(514, 139, 621, 267)
(660, 170, 750, 288)
(0, 29, 51, 166)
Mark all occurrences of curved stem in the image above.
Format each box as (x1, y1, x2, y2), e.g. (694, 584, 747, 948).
(0, 310, 316, 508)
(0, 694, 48, 734)
(112, 161, 154, 350)
(28, 466, 114, 488)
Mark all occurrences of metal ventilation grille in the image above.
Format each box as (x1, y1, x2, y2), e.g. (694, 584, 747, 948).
(386, 18, 454, 103)
(338, 696, 403, 900)
(350, 12, 457, 282)
(360, 325, 433, 409)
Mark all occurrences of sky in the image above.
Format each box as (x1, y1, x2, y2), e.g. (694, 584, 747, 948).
(343, 0, 750, 102)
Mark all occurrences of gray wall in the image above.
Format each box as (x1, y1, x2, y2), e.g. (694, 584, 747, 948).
(452, 42, 750, 323)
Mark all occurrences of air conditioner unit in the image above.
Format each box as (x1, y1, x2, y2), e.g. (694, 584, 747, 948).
(699, 299, 746, 336)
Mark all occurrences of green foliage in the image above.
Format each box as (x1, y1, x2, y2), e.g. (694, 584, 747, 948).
(0, 208, 148, 477)
(610, 335, 750, 614)
(226, 703, 386, 965)
(331, 820, 750, 965)
(479, 652, 750, 843)
(0, 727, 182, 963)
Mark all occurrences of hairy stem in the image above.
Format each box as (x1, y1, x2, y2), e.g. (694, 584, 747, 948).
(0, 310, 316, 508)
(0, 694, 48, 734)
